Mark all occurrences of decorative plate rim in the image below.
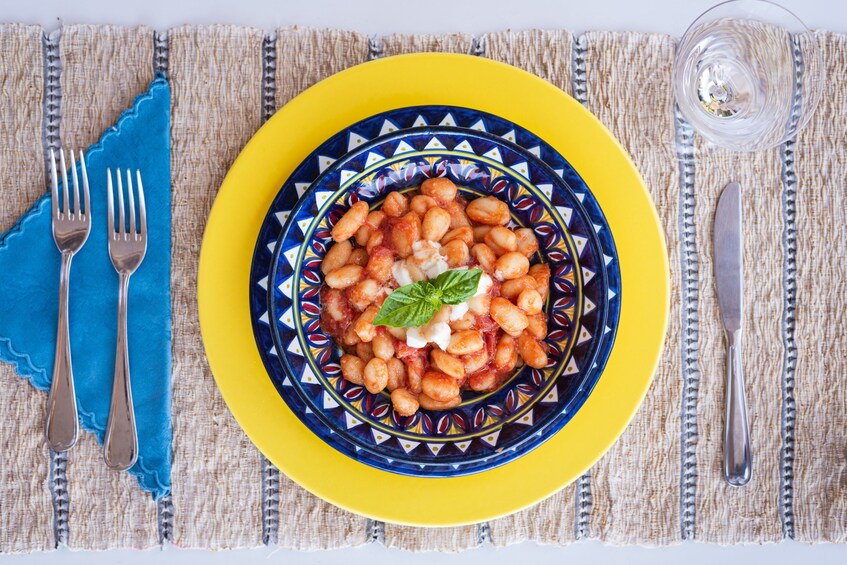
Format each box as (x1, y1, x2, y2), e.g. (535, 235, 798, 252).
(265, 128, 608, 474)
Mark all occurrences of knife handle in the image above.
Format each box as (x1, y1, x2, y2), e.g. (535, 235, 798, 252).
(724, 329, 751, 487)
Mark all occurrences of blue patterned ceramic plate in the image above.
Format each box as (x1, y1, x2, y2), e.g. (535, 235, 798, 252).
(261, 125, 617, 476)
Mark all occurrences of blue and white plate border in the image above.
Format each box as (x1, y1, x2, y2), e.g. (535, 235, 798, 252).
(249, 106, 621, 476)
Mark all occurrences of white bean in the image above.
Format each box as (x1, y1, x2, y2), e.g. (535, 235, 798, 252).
(325, 264, 363, 289)
(422, 206, 451, 242)
(490, 297, 529, 336)
(430, 349, 465, 380)
(382, 191, 409, 217)
(515, 228, 539, 257)
(517, 288, 543, 315)
(484, 226, 518, 255)
(447, 330, 484, 355)
(364, 358, 389, 394)
(421, 371, 460, 402)
(322, 240, 352, 274)
(391, 388, 420, 416)
(466, 196, 510, 226)
(372, 333, 396, 360)
(420, 177, 458, 205)
(517, 331, 548, 369)
(331, 201, 369, 242)
(353, 305, 380, 342)
(494, 252, 530, 281)
(349, 279, 380, 311)
(340, 354, 365, 385)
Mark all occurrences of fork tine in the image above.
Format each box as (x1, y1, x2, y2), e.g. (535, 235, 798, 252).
(117, 168, 125, 235)
(59, 148, 69, 216)
(79, 150, 90, 219)
(126, 169, 136, 236)
(69, 149, 81, 220)
(50, 149, 59, 219)
(136, 170, 146, 237)
(107, 169, 115, 236)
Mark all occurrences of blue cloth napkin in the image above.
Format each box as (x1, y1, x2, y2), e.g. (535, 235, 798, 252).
(0, 74, 171, 498)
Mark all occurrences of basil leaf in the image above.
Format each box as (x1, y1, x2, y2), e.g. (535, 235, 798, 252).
(371, 268, 483, 328)
(373, 281, 440, 328)
(431, 269, 483, 305)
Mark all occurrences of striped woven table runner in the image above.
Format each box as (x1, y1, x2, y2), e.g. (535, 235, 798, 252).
(0, 24, 844, 552)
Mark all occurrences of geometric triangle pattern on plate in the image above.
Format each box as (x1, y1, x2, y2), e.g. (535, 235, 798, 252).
(400, 440, 421, 454)
(365, 151, 385, 167)
(424, 137, 446, 150)
(469, 118, 486, 131)
(348, 132, 368, 151)
(318, 155, 334, 172)
(278, 306, 295, 329)
(394, 140, 414, 155)
(344, 412, 363, 429)
(339, 169, 356, 184)
(479, 430, 501, 448)
(278, 275, 294, 298)
(454, 139, 474, 153)
(300, 365, 319, 385)
(379, 119, 400, 136)
(510, 161, 529, 178)
(439, 113, 457, 127)
(372, 430, 391, 444)
(556, 205, 573, 225)
(481, 147, 503, 162)
(249, 105, 622, 478)
(323, 391, 340, 410)
(572, 235, 588, 256)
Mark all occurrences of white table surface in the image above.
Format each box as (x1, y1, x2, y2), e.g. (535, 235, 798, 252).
(2, 0, 846, 563)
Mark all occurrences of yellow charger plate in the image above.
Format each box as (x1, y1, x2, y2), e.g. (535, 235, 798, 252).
(198, 53, 669, 527)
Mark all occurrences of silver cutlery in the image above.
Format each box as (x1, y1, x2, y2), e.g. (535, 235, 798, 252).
(714, 181, 751, 487)
(104, 168, 147, 471)
(45, 148, 90, 452)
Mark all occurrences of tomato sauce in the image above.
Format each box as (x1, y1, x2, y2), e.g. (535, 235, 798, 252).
(321, 188, 540, 402)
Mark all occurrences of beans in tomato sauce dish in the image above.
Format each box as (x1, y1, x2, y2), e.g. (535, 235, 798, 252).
(320, 177, 550, 417)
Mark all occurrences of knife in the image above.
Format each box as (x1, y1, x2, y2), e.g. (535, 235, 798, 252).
(714, 181, 751, 487)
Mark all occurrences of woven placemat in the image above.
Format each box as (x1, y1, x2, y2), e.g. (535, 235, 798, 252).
(0, 24, 845, 553)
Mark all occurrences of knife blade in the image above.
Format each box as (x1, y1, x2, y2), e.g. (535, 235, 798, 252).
(714, 182, 743, 332)
(713, 181, 751, 487)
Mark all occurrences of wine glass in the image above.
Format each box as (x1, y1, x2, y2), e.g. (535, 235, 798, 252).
(672, 0, 823, 152)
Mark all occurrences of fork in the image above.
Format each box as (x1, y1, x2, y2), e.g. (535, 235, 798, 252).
(45, 148, 90, 452)
(104, 168, 147, 471)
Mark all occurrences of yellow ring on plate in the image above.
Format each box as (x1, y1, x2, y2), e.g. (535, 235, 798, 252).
(198, 53, 669, 527)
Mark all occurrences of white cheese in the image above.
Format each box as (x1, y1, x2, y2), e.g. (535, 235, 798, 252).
(411, 240, 449, 279)
(396, 257, 490, 350)
(392, 260, 414, 287)
(425, 321, 452, 351)
(475, 273, 493, 297)
(449, 302, 469, 321)
(404, 320, 452, 351)
(391, 241, 449, 287)
(406, 326, 428, 348)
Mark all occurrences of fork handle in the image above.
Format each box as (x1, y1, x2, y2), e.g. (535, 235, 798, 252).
(46, 252, 79, 452)
(104, 273, 138, 471)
